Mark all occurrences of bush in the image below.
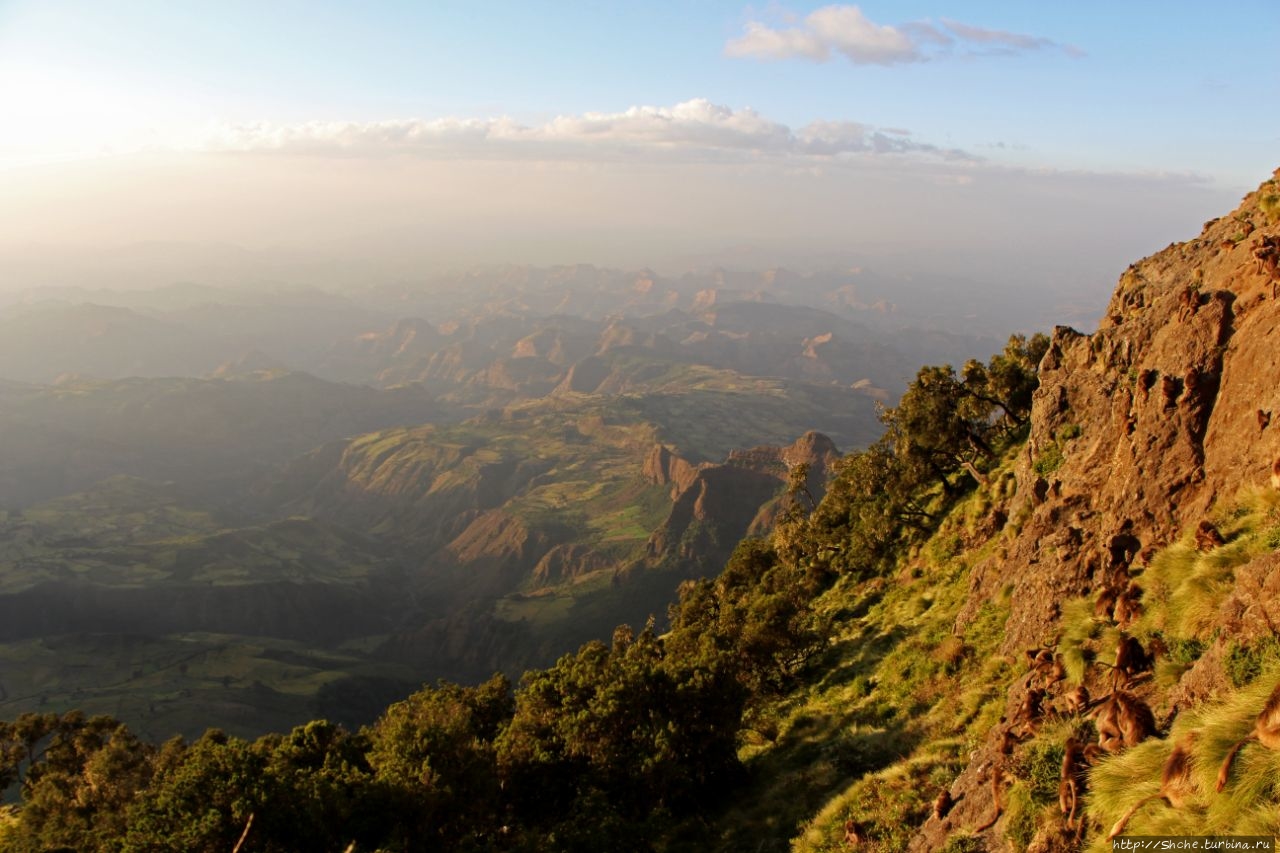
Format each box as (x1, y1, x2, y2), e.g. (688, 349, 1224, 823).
(940, 832, 984, 853)
(1016, 739, 1066, 803)
(1033, 444, 1065, 477)
(1260, 193, 1280, 224)
(1225, 636, 1280, 688)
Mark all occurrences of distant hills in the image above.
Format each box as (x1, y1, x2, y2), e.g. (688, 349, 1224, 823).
(0, 265, 1007, 387)
(0, 262, 1027, 738)
(0, 372, 446, 506)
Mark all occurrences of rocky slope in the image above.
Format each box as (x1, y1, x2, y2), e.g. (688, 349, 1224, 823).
(909, 170, 1280, 849)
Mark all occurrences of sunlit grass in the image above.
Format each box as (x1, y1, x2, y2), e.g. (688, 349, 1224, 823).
(1085, 669, 1280, 847)
(1134, 488, 1280, 644)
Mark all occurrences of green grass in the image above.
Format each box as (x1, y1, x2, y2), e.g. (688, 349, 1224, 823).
(706, 456, 1021, 852)
(493, 590, 577, 626)
(1086, 670, 1280, 848)
(1260, 193, 1280, 224)
(1033, 443, 1065, 477)
(1134, 488, 1280, 644)
(1059, 595, 1102, 684)
(1224, 636, 1280, 688)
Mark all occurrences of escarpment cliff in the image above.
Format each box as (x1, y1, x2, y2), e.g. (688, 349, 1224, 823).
(644, 431, 840, 568)
(911, 171, 1280, 849)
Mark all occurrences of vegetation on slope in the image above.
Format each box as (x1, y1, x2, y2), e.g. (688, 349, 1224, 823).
(0, 334, 1048, 852)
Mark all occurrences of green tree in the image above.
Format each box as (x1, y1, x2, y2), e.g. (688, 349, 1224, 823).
(2, 712, 152, 853)
(365, 674, 513, 852)
(499, 622, 744, 846)
(961, 332, 1049, 429)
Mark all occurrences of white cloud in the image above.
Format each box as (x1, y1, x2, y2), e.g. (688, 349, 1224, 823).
(725, 5, 1082, 65)
(726, 6, 922, 64)
(202, 99, 970, 163)
(939, 19, 1084, 58)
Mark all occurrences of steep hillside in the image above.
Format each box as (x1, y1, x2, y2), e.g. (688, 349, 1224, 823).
(917, 167, 1280, 849)
(4, 180, 1275, 853)
(747, 169, 1280, 852)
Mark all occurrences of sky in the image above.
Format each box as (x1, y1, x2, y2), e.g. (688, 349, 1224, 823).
(0, 1, 1277, 301)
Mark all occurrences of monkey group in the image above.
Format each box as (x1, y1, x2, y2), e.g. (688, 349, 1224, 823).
(1105, 680, 1280, 840)
(1096, 581, 1143, 628)
(972, 504, 1280, 842)
(1022, 646, 1065, 691)
(1063, 684, 1091, 716)
(973, 529, 1164, 840)
(1092, 690, 1157, 753)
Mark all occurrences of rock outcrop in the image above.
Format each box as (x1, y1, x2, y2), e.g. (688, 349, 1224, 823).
(912, 169, 1280, 849)
(646, 431, 841, 568)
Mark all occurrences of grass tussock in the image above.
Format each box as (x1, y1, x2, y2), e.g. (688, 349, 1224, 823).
(1085, 669, 1280, 848)
(1059, 595, 1101, 684)
(1134, 489, 1280, 644)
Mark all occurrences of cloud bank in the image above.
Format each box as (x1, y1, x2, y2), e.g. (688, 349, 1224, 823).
(725, 5, 1082, 65)
(204, 99, 969, 162)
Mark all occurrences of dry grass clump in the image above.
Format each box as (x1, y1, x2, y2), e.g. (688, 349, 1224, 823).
(1086, 671, 1280, 848)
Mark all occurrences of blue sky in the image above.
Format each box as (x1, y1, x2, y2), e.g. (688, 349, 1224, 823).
(2, 0, 1275, 180)
(0, 1, 1276, 296)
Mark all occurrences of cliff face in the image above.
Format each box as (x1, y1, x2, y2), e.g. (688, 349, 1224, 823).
(644, 431, 840, 568)
(912, 170, 1280, 848)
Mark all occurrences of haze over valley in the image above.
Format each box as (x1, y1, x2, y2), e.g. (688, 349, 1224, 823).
(0, 260, 1002, 737)
(2, 3, 1279, 851)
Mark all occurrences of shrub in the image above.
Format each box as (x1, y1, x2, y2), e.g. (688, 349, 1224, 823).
(1260, 193, 1280, 224)
(940, 832, 984, 853)
(1033, 444, 1065, 477)
(1225, 636, 1280, 688)
(1016, 739, 1066, 803)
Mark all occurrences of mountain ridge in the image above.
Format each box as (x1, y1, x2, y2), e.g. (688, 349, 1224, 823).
(900, 168, 1280, 849)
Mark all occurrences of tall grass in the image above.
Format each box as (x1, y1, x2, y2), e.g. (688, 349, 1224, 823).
(1086, 669, 1280, 847)
(1059, 596, 1101, 684)
(1135, 488, 1280, 643)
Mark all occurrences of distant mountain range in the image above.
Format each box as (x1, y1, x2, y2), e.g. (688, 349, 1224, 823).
(0, 262, 1047, 738)
(0, 264, 1017, 386)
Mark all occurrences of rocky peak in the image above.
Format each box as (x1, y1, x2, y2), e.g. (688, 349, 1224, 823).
(912, 168, 1280, 849)
(642, 443, 702, 496)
